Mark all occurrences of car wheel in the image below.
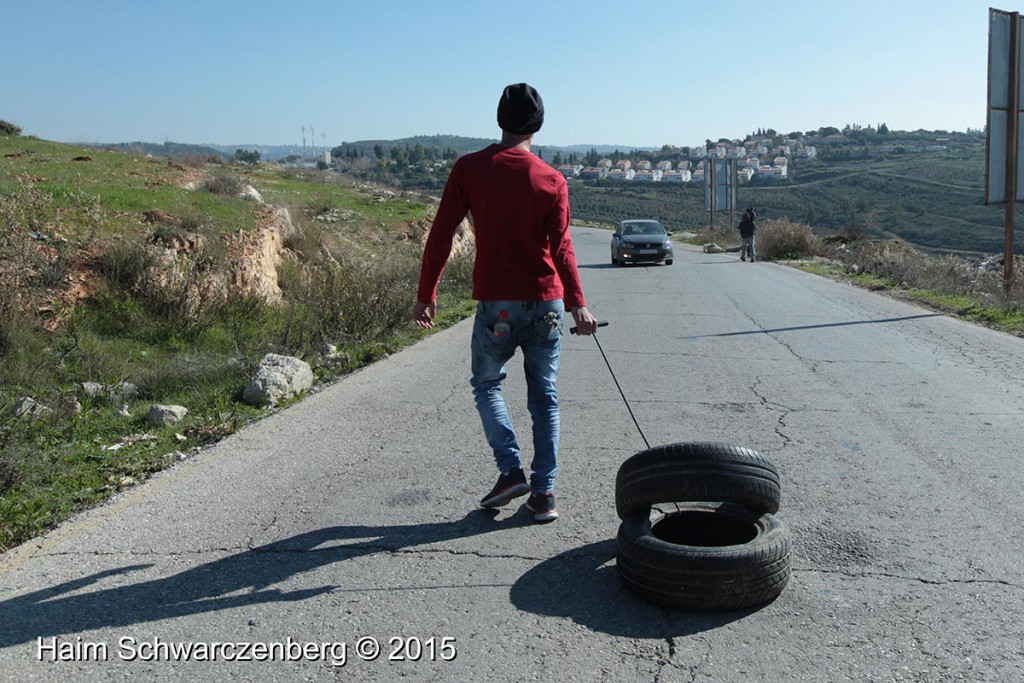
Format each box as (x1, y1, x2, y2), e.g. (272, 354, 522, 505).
(616, 502, 791, 611)
(611, 254, 618, 265)
(615, 442, 781, 520)
(665, 259, 673, 265)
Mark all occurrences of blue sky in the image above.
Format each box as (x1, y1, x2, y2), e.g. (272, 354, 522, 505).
(0, 1, 999, 148)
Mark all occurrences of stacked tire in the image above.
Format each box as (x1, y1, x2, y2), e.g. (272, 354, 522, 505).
(615, 442, 791, 611)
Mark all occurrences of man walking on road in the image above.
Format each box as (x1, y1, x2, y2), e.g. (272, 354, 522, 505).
(738, 207, 757, 262)
(413, 83, 598, 523)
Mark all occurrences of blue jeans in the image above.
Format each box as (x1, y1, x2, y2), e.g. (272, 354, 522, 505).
(741, 236, 756, 260)
(470, 300, 563, 495)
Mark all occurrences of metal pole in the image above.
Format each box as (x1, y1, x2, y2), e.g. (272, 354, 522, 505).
(1006, 13, 1019, 295)
(709, 158, 715, 231)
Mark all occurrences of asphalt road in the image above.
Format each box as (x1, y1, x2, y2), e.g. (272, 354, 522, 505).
(2, 227, 1023, 681)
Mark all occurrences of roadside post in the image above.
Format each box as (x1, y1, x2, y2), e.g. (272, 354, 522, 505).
(986, 8, 1022, 295)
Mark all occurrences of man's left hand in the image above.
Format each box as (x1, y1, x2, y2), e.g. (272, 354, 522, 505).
(571, 306, 598, 335)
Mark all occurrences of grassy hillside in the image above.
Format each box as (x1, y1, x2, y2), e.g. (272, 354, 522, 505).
(0, 135, 474, 552)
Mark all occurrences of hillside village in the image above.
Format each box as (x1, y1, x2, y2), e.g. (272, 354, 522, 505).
(558, 129, 950, 185)
(318, 125, 961, 191)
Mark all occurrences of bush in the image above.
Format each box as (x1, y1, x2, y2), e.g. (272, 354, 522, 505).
(275, 255, 419, 355)
(204, 171, 244, 197)
(96, 239, 155, 291)
(695, 224, 740, 248)
(0, 119, 21, 137)
(756, 219, 823, 260)
(840, 240, 1024, 302)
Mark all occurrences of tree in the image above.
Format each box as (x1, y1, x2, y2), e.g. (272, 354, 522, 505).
(373, 144, 385, 159)
(878, 122, 890, 134)
(234, 149, 260, 164)
(552, 151, 563, 166)
(0, 119, 22, 136)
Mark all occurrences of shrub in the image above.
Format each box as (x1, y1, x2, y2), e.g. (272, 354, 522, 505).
(275, 253, 421, 355)
(756, 219, 823, 260)
(695, 224, 740, 248)
(204, 171, 244, 197)
(96, 239, 155, 291)
(0, 119, 21, 137)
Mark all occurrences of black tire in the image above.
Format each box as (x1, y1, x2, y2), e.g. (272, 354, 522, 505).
(611, 254, 618, 265)
(665, 259, 673, 265)
(615, 442, 780, 519)
(616, 502, 791, 611)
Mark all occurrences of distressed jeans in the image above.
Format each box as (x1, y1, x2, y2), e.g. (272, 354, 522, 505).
(470, 300, 563, 494)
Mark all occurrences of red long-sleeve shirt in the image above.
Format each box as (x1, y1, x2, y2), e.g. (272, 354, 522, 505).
(417, 144, 587, 310)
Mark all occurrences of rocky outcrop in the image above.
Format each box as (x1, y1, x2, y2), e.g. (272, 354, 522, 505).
(405, 217, 475, 258)
(223, 205, 296, 303)
(242, 353, 314, 407)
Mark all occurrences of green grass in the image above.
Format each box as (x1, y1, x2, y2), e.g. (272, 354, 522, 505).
(0, 136, 257, 239)
(0, 136, 474, 552)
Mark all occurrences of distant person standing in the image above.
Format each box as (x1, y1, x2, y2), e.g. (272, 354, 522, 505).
(413, 83, 598, 523)
(738, 207, 757, 262)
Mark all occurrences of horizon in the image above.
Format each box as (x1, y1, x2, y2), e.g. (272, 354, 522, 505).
(95, 124, 976, 156)
(1, 1, 995, 149)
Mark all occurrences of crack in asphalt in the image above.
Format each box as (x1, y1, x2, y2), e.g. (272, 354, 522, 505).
(797, 567, 1023, 590)
(751, 377, 795, 449)
(40, 544, 548, 563)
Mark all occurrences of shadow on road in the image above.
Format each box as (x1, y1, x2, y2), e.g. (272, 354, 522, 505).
(510, 540, 753, 638)
(0, 510, 533, 648)
(682, 313, 944, 339)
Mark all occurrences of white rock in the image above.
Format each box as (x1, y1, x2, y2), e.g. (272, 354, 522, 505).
(147, 404, 188, 426)
(82, 381, 105, 397)
(110, 381, 139, 401)
(243, 353, 314, 406)
(117, 404, 133, 418)
(241, 185, 264, 203)
(10, 397, 53, 419)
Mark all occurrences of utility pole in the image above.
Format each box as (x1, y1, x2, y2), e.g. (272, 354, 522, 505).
(302, 126, 306, 160)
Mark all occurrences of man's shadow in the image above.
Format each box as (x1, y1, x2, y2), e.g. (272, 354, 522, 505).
(0, 510, 531, 648)
(3, 515, 753, 647)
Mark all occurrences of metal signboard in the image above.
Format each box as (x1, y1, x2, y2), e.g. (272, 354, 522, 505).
(704, 158, 736, 213)
(986, 9, 1024, 204)
(986, 8, 1021, 293)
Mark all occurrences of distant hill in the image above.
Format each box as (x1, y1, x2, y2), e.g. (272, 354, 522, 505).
(330, 135, 655, 160)
(90, 141, 228, 160)
(95, 135, 660, 164)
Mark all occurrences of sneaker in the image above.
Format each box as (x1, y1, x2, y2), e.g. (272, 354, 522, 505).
(525, 493, 559, 522)
(480, 467, 530, 508)
(741, 255, 746, 261)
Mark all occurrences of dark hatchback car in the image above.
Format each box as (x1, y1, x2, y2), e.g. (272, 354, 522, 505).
(610, 219, 674, 266)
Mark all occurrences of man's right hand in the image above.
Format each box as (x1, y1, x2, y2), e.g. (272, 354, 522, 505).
(413, 301, 436, 329)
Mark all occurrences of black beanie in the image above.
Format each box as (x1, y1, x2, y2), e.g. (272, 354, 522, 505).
(497, 83, 544, 135)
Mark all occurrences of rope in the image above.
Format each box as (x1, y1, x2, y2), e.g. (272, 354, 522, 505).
(591, 332, 650, 450)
